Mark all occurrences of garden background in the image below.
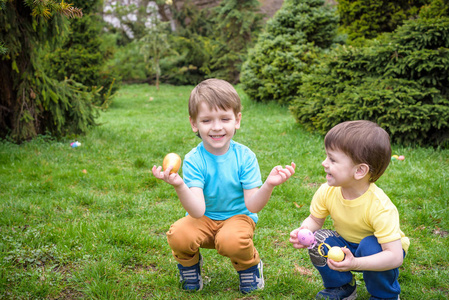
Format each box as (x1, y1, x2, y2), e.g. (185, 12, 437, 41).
(1, 0, 448, 299)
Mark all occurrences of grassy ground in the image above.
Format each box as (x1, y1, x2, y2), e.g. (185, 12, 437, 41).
(0, 84, 448, 299)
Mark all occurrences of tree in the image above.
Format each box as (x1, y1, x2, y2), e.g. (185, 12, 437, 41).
(208, 0, 263, 83)
(45, 0, 120, 106)
(240, 0, 339, 105)
(0, 1, 98, 142)
(140, 7, 172, 90)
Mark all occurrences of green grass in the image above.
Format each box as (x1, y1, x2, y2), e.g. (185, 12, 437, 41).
(1, 84, 448, 299)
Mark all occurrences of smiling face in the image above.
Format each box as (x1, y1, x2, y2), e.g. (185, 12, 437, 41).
(322, 148, 358, 188)
(190, 101, 241, 156)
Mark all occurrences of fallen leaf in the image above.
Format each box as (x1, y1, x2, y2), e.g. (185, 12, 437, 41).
(294, 202, 303, 208)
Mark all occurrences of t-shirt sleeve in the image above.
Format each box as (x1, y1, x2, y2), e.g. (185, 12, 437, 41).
(371, 206, 403, 244)
(310, 184, 330, 219)
(182, 154, 205, 189)
(240, 149, 262, 190)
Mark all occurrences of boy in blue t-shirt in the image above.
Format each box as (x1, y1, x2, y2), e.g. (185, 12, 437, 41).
(152, 78, 295, 293)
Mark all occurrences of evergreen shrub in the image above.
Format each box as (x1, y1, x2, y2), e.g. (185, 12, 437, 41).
(0, 1, 97, 142)
(107, 41, 149, 83)
(45, 0, 120, 107)
(290, 17, 449, 148)
(337, 0, 426, 45)
(207, 0, 263, 83)
(160, 34, 214, 85)
(159, 2, 215, 85)
(240, 0, 339, 105)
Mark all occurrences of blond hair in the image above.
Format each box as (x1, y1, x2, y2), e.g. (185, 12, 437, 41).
(188, 79, 242, 121)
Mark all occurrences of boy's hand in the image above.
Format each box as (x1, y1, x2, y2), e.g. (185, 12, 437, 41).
(289, 226, 309, 250)
(152, 165, 184, 187)
(266, 162, 296, 187)
(327, 247, 355, 272)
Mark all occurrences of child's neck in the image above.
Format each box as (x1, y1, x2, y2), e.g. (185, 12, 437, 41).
(340, 180, 371, 200)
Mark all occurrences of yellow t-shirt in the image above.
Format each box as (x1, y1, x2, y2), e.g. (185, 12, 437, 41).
(310, 183, 410, 253)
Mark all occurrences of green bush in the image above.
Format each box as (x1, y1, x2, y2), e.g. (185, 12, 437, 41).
(419, 0, 449, 18)
(45, 0, 120, 106)
(106, 40, 149, 83)
(0, 1, 98, 142)
(290, 17, 449, 148)
(158, 2, 215, 85)
(240, 0, 339, 105)
(160, 34, 214, 85)
(337, 0, 427, 45)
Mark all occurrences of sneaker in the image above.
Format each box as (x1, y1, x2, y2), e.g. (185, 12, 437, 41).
(238, 260, 264, 294)
(316, 276, 357, 300)
(177, 254, 203, 291)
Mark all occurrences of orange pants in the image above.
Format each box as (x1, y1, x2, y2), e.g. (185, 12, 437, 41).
(166, 214, 260, 271)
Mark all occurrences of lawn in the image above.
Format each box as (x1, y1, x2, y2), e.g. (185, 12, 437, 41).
(0, 84, 448, 299)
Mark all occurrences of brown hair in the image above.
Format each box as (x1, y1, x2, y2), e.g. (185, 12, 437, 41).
(324, 120, 391, 182)
(188, 79, 242, 122)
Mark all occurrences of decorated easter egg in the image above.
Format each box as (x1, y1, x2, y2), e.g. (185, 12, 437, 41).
(163, 153, 182, 174)
(297, 229, 315, 247)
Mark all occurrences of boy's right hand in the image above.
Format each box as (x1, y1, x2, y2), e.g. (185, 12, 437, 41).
(289, 226, 309, 250)
(152, 165, 184, 187)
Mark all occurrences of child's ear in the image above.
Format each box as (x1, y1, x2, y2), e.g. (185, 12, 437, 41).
(189, 116, 198, 133)
(354, 163, 370, 180)
(235, 112, 242, 129)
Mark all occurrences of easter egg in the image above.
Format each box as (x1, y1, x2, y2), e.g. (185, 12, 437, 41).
(163, 153, 182, 174)
(398, 155, 405, 161)
(297, 229, 315, 247)
(328, 246, 345, 262)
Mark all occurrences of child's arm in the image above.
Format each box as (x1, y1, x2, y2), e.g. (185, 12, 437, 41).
(289, 214, 325, 249)
(244, 162, 296, 213)
(152, 165, 206, 218)
(328, 239, 404, 272)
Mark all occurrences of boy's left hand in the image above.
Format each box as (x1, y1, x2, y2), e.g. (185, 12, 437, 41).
(266, 162, 296, 187)
(327, 247, 356, 272)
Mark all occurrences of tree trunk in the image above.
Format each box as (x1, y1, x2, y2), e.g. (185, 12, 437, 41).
(0, 60, 14, 136)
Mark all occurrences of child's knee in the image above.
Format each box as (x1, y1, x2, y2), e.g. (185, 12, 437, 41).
(356, 235, 381, 257)
(167, 223, 195, 251)
(216, 232, 252, 257)
(308, 229, 341, 267)
(314, 229, 341, 244)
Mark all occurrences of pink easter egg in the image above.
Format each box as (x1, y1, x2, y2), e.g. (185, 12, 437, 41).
(297, 229, 315, 246)
(398, 155, 405, 161)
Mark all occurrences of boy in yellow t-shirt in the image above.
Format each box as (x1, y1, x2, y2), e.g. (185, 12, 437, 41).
(289, 120, 409, 300)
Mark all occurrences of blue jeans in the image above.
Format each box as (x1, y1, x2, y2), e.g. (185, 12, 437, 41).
(309, 229, 404, 298)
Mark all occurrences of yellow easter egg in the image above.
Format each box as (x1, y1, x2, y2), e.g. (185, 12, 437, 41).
(162, 153, 181, 174)
(328, 246, 345, 262)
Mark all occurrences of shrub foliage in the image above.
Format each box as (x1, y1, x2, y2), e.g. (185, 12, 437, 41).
(45, 0, 119, 106)
(337, 0, 427, 44)
(290, 17, 449, 148)
(0, 1, 98, 142)
(240, 0, 339, 105)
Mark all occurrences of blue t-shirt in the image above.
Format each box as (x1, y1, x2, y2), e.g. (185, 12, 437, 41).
(182, 140, 263, 223)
